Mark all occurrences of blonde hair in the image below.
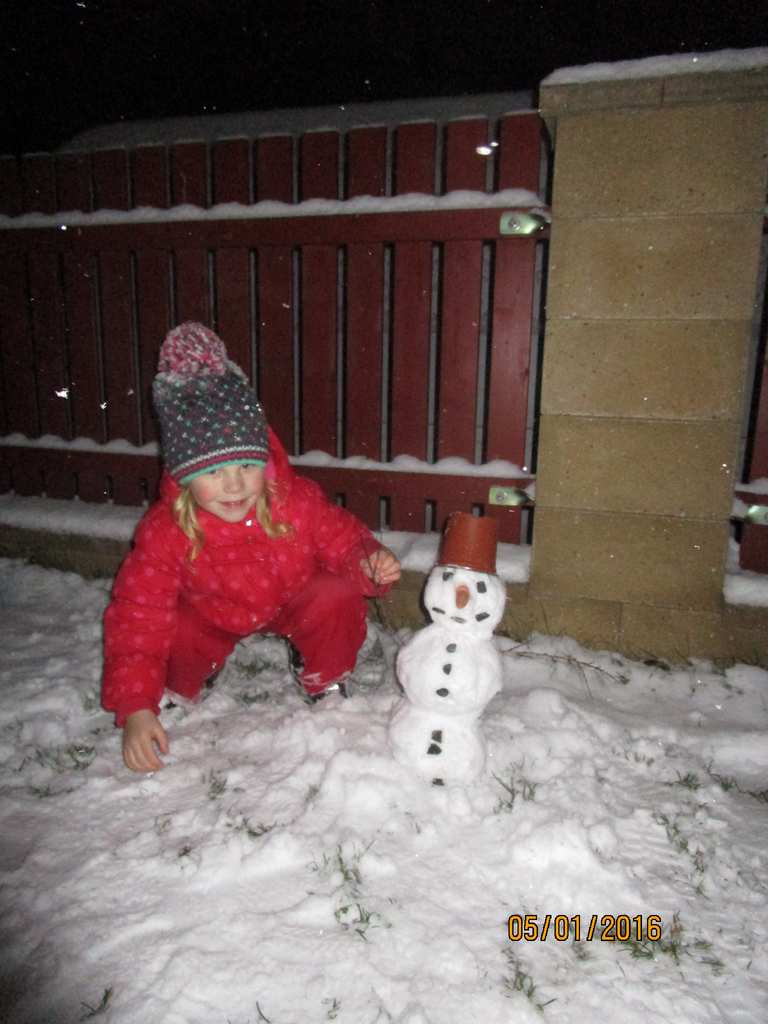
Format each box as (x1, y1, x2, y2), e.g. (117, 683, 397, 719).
(173, 480, 290, 560)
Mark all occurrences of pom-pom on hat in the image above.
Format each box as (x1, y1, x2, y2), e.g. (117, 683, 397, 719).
(152, 322, 269, 484)
(438, 512, 498, 575)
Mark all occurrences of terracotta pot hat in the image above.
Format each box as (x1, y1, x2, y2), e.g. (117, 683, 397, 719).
(438, 512, 498, 575)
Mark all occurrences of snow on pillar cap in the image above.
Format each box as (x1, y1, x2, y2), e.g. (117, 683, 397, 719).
(438, 512, 498, 575)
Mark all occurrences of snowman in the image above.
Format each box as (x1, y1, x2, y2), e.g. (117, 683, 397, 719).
(389, 513, 506, 786)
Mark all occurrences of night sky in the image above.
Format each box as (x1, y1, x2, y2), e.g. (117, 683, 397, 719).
(2, 0, 765, 156)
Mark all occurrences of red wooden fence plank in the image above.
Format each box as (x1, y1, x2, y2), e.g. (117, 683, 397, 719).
(5, 448, 45, 496)
(0, 157, 22, 216)
(390, 240, 432, 459)
(132, 146, 169, 208)
(485, 239, 537, 465)
(395, 123, 436, 195)
(497, 112, 544, 194)
(42, 452, 78, 499)
(0, 253, 38, 436)
(301, 132, 339, 200)
(171, 142, 209, 208)
(444, 119, 489, 193)
(21, 155, 57, 214)
(255, 136, 293, 203)
(174, 248, 210, 324)
(99, 251, 140, 443)
(347, 127, 387, 198)
(56, 153, 92, 212)
(212, 139, 251, 205)
(739, 524, 768, 574)
(437, 240, 483, 459)
(485, 505, 522, 544)
(343, 489, 381, 531)
(388, 495, 426, 532)
(214, 247, 252, 376)
(346, 243, 383, 458)
(134, 249, 171, 444)
(257, 246, 294, 446)
(92, 150, 130, 210)
(301, 245, 337, 452)
(62, 253, 105, 441)
(28, 252, 70, 438)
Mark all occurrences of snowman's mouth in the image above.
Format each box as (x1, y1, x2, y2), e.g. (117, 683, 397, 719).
(450, 616, 467, 623)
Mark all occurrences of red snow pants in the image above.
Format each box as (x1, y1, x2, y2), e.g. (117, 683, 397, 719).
(166, 572, 368, 699)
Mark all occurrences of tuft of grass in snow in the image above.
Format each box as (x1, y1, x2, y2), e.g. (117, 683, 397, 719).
(237, 689, 271, 706)
(322, 997, 342, 1020)
(666, 771, 701, 792)
(79, 986, 113, 1020)
(501, 949, 555, 1012)
(620, 913, 724, 974)
(705, 762, 768, 803)
(227, 815, 275, 839)
(653, 812, 706, 872)
(205, 769, 227, 799)
(311, 840, 390, 940)
(30, 743, 95, 774)
(334, 901, 388, 941)
(492, 766, 538, 812)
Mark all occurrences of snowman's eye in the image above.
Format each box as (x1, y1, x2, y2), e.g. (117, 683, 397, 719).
(442, 570, 454, 581)
(476, 581, 487, 593)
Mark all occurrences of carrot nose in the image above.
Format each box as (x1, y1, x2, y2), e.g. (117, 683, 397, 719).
(455, 584, 470, 609)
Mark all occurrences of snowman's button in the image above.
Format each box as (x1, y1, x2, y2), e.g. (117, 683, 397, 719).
(436, 688, 450, 697)
(432, 777, 444, 786)
(427, 742, 442, 755)
(475, 612, 490, 621)
(476, 581, 487, 593)
(446, 643, 457, 652)
(442, 663, 452, 675)
(431, 729, 442, 742)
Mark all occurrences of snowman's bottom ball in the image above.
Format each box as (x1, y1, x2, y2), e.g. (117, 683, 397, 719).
(388, 700, 487, 785)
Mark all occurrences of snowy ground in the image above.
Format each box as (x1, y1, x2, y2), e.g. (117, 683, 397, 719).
(1, 558, 768, 1024)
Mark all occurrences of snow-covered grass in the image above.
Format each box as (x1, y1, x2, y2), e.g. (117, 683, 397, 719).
(1, 558, 767, 1023)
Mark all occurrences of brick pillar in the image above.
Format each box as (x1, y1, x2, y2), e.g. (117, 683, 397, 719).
(532, 60, 768, 660)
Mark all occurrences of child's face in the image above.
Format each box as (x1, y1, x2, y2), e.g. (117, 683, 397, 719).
(188, 464, 265, 523)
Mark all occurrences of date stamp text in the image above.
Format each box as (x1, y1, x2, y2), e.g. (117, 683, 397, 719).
(507, 913, 663, 943)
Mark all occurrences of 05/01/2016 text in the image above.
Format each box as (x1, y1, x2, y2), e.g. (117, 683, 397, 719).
(507, 913, 663, 943)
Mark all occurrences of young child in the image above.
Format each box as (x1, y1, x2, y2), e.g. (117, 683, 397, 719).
(102, 322, 400, 773)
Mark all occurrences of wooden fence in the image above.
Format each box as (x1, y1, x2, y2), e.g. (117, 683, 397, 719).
(0, 112, 546, 543)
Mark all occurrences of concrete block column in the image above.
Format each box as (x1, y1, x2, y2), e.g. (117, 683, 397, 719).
(532, 59, 768, 659)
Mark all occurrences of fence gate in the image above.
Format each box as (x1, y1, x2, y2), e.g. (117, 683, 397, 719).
(0, 110, 548, 544)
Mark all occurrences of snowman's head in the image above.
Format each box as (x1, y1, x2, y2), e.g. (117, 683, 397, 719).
(423, 564, 506, 638)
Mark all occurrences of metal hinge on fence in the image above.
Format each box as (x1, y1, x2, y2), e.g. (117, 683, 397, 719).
(487, 486, 534, 508)
(745, 504, 768, 526)
(499, 210, 550, 236)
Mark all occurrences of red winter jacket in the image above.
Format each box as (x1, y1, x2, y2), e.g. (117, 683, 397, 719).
(102, 429, 385, 725)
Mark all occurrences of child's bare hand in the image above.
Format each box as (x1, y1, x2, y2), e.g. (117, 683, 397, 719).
(123, 709, 169, 773)
(362, 547, 401, 586)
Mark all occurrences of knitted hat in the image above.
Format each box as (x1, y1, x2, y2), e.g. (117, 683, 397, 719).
(152, 322, 269, 484)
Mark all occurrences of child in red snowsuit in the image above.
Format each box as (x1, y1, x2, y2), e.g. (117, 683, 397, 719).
(102, 322, 400, 773)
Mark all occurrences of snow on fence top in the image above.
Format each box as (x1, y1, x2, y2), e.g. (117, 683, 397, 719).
(59, 91, 533, 152)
